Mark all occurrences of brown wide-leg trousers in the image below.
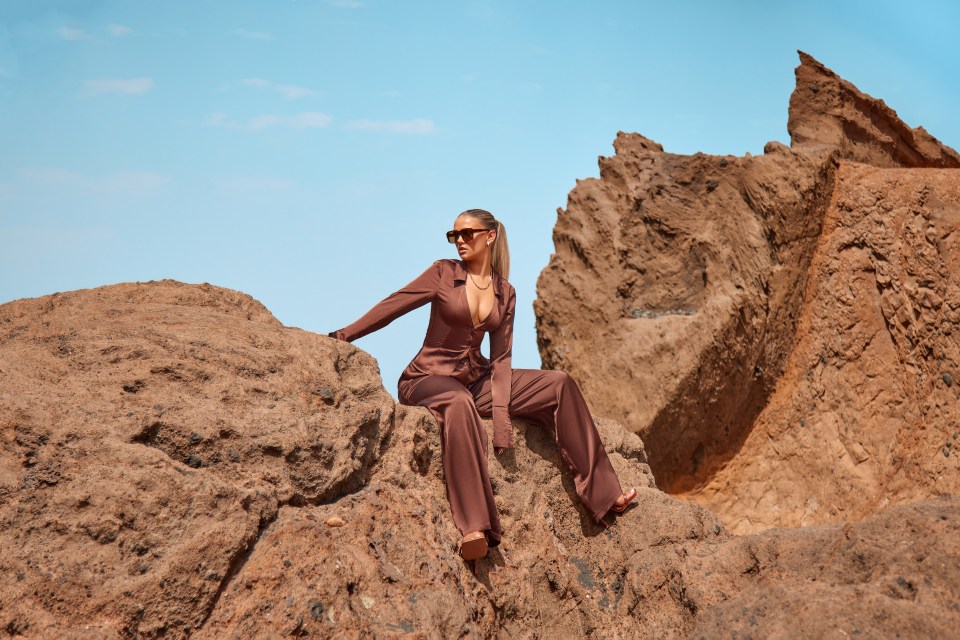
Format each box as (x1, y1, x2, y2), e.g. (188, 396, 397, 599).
(398, 368, 623, 545)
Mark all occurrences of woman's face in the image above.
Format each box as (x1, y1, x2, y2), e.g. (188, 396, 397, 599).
(453, 215, 496, 261)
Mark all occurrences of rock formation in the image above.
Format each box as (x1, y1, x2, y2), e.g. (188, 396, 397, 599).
(788, 52, 960, 169)
(535, 51, 960, 533)
(3, 281, 959, 637)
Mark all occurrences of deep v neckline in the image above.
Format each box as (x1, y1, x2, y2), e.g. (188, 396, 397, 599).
(461, 268, 495, 329)
(471, 304, 494, 330)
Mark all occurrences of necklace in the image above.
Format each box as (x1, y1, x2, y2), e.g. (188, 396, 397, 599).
(468, 272, 492, 290)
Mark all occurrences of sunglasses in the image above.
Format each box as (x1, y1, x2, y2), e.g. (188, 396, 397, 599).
(445, 228, 492, 244)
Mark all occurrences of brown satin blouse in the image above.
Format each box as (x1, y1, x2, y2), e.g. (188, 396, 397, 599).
(329, 258, 517, 448)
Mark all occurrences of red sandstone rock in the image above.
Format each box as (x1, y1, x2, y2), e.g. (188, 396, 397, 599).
(535, 51, 960, 536)
(3, 281, 957, 637)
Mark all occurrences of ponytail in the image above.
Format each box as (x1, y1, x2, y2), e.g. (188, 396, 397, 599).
(491, 220, 510, 280)
(458, 208, 510, 280)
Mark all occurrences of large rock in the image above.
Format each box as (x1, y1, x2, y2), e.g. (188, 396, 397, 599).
(691, 162, 960, 532)
(535, 132, 837, 497)
(534, 51, 960, 533)
(4, 281, 958, 637)
(0, 281, 396, 637)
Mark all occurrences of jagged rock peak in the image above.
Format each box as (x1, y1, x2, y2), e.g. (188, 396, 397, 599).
(788, 50, 960, 168)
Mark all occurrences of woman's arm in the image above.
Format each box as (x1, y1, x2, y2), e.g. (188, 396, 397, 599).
(489, 285, 516, 450)
(329, 260, 443, 342)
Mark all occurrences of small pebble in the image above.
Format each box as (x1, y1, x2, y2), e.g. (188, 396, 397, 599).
(360, 595, 375, 609)
(325, 516, 345, 527)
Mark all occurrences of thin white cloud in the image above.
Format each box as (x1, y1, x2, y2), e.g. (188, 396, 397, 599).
(99, 171, 172, 195)
(240, 77, 319, 100)
(245, 115, 284, 130)
(82, 77, 154, 96)
(58, 27, 92, 41)
(106, 23, 136, 37)
(216, 176, 296, 192)
(19, 167, 172, 196)
(327, 0, 365, 7)
(233, 28, 274, 41)
(205, 111, 332, 132)
(345, 118, 436, 135)
(290, 113, 333, 128)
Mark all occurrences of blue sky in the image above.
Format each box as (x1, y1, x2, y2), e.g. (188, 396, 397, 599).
(2, 0, 958, 399)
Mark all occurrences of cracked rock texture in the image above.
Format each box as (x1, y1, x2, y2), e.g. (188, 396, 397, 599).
(535, 51, 960, 534)
(3, 280, 960, 638)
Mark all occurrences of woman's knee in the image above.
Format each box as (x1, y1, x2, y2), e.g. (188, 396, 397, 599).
(545, 369, 573, 389)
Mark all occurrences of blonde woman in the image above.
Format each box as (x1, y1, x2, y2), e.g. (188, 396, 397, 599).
(329, 209, 637, 564)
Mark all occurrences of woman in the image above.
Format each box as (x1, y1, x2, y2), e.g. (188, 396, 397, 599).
(328, 209, 637, 563)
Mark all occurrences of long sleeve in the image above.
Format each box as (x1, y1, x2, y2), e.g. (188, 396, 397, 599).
(328, 260, 442, 343)
(489, 286, 516, 449)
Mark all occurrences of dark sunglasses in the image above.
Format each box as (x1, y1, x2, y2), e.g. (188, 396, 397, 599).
(445, 228, 491, 244)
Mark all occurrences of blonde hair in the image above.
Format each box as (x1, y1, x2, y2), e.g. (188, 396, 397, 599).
(458, 208, 510, 280)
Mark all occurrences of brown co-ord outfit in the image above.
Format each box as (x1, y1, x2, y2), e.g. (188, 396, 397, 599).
(329, 258, 624, 546)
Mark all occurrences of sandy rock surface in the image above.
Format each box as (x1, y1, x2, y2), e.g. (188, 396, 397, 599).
(535, 51, 960, 533)
(3, 281, 958, 637)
